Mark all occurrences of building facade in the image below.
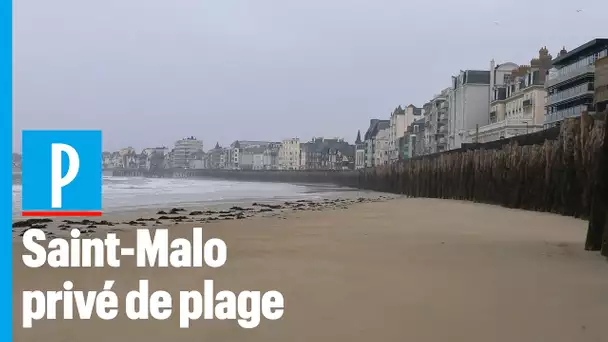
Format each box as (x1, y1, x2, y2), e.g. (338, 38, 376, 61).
(207, 142, 227, 169)
(363, 119, 389, 168)
(388, 106, 407, 162)
(262, 142, 281, 170)
(373, 126, 390, 167)
(300, 137, 354, 170)
(400, 118, 426, 160)
(447, 70, 491, 150)
(473, 48, 552, 143)
(279, 138, 301, 170)
(596, 56, 608, 113)
(545, 39, 608, 128)
(173, 137, 203, 168)
(424, 89, 450, 154)
(354, 130, 366, 169)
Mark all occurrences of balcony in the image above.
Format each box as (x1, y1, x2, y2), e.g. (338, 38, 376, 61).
(545, 64, 595, 89)
(547, 82, 594, 106)
(523, 99, 532, 107)
(544, 104, 593, 125)
(439, 114, 447, 122)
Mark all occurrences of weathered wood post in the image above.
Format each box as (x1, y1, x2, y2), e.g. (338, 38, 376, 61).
(585, 111, 608, 251)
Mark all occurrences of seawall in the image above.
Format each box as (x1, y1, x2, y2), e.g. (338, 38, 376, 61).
(110, 114, 608, 255)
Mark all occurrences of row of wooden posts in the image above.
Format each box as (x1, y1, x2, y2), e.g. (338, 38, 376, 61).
(175, 113, 608, 256)
(353, 112, 608, 257)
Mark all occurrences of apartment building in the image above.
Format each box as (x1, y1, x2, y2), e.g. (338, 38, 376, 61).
(545, 39, 608, 128)
(279, 138, 301, 170)
(173, 136, 203, 168)
(447, 70, 491, 149)
(388, 106, 407, 162)
(363, 119, 390, 168)
(424, 89, 450, 154)
(206, 143, 225, 169)
(300, 137, 354, 170)
(473, 48, 552, 142)
(227, 140, 275, 169)
(373, 127, 390, 167)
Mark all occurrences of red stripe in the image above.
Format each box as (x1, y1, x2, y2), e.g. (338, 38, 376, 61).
(22, 211, 103, 217)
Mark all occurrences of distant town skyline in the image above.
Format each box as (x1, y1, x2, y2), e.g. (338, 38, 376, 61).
(12, 0, 607, 152)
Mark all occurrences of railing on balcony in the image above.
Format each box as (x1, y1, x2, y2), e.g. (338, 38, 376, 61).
(544, 104, 592, 124)
(472, 118, 538, 135)
(547, 82, 594, 106)
(545, 64, 595, 89)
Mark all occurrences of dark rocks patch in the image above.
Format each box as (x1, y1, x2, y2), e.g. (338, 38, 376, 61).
(13, 218, 53, 228)
(13, 195, 392, 239)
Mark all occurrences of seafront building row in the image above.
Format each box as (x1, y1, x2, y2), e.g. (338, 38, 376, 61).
(95, 38, 608, 173)
(356, 38, 608, 169)
(102, 137, 357, 171)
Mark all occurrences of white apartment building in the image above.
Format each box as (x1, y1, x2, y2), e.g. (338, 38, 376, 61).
(447, 70, 492, 150)
(363, 119, 389, 168)
(279, 138, 301, 170)
(173, 136, 203, 168)
(388, 106, 407, 162)
(471, 48, 552, 143)
(373, 126, 390, 167)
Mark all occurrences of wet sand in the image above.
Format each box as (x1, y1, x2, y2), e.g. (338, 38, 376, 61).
(13, 197, 608, 342)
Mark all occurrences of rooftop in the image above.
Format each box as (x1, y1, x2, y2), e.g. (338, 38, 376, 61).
(552, 38, 608, 67)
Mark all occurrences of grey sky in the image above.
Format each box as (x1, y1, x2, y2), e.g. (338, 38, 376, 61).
(13, 0, 606, 152)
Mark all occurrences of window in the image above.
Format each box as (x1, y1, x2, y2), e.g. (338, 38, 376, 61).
(503, 74, 512, 85)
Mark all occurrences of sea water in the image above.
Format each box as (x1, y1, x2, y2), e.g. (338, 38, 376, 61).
(12, 174, 321, 217)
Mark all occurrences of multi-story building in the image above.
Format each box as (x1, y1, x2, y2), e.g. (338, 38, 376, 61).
(388, 106, 407, 162)
(240, 147, 266, 170)
(227, 140, 274, 170)
(279, 138, 301, 170)
(354, 130, 366, 169)
(188, 151, 208, 169)
(262, 142, 281, 170)
(473, 48, 552, 143)
(373, 126, 390, 167)
(447, 70, 491, 149)
(207, 142, 227, 169)
(400, 118, 426, 160)
(300, 137, 355, 170)
(545, 39, 608, 128)
(406, 104, 423, 124)
(424, 89, 450, 154)
(173, 137, 203, 168)
(596, 56, 608, 113)
(118, 147, 138, 168)
(363, 119, 389, 168)
(140, 147, 169, 170)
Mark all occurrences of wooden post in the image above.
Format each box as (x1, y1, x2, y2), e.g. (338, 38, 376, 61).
(586, 111, 608, 250)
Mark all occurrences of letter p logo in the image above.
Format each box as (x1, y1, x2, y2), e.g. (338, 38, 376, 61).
(51, 143, 80, 208)
(22, 130, 102, 217)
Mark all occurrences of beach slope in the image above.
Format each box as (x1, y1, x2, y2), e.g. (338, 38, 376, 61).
(13, 198, 608, 342)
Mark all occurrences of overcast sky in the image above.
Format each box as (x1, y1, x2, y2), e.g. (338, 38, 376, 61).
(13, 0, 606, 152)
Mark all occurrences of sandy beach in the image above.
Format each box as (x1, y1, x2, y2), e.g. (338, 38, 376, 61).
(12, 197, 608, 342)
